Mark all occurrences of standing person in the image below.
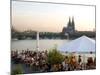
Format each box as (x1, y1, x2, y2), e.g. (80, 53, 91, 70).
(76, 55, 82, 70)
(78, 55, 82, 65)
(62, 56, 69, 71)
(86, 57, 94, 69)
(70, 56, 77, 70)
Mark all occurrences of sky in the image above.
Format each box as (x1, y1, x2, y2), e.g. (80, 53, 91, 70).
(12, 1, 95, 32)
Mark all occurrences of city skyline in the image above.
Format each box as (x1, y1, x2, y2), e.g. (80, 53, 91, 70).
(12, 1, 95, 32)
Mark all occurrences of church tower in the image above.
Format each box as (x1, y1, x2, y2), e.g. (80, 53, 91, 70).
(62, 16, 75, 34)
(67, 17, 71, 27)
(63, 17, 75, 34)
(71, 16, 75, 32)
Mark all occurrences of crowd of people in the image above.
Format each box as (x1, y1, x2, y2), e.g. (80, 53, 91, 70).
(11, 50, 96, 73)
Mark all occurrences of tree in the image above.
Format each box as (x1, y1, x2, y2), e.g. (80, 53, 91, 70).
(47, 48, 64, 65)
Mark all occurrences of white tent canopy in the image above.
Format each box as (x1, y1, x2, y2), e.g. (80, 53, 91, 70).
(58, 35, 95, 52)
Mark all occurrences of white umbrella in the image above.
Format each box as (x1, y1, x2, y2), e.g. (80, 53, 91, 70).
(58, 35, 95, 53)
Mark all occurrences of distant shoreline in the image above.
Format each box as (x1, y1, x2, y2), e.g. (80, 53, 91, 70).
(12, 37, 95, 41)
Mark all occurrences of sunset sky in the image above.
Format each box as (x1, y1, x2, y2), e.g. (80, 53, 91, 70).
(12, 1, 95, 32)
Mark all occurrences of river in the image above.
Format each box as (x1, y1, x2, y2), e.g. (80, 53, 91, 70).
(11, 39, 71, 51)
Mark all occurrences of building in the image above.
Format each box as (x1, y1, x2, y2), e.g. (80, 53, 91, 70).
(62, 17, 75, 34)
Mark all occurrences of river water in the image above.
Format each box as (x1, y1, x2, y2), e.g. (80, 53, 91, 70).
(11, 39, 70, 51)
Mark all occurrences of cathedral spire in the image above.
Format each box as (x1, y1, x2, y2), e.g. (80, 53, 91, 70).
(71, 16, 75, 31)
(67, 17, 71, 26)
(72, 16, 74, 25)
